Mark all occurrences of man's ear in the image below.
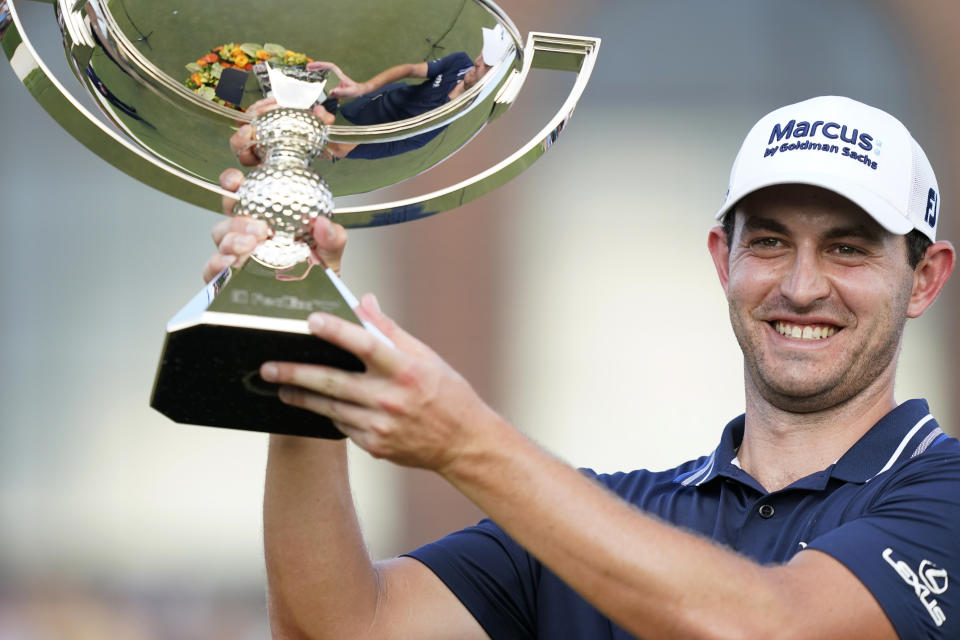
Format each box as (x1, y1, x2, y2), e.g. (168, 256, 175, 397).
(707, 225, 731, 295)
(907, 240, 956, 318)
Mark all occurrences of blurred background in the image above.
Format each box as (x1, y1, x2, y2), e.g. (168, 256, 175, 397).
(2, 0, 959, 637)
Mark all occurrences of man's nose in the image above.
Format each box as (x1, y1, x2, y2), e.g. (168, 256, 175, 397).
(779, 249, 831, 307)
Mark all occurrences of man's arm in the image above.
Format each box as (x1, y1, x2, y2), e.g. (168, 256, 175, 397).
(308, 60, 429, 100)
(437, 423, 897, 640)
(260, 304, 903, 640)
(204, 177, 486, 639)
(262, 436, 487, 640)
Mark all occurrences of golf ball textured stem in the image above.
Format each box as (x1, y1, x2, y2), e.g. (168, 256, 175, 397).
(234, 108, 333, 269)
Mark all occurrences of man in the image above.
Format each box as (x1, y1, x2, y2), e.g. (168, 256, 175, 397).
(301, 24, 509, 160)
(208, 96, 958, 638)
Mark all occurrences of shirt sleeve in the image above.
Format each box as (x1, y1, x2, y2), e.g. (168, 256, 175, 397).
(426, 52, 474, 79)
(807, 448, 960, 638)
(404, 518, 539, 639)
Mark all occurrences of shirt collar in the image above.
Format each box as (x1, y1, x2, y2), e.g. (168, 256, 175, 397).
(831, 398, 939, 483)
(673, 399, 940, 488)
(673, 414, 744, 488)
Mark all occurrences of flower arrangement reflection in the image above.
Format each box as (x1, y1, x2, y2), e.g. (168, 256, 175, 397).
(184, 43, 313, 110)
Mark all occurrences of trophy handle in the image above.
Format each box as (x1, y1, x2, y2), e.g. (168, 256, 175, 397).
(330, 32, 601, 227)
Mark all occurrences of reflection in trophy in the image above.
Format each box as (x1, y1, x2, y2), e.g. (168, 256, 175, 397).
(1, 0, 599, 438)
(316, 24, 509, 160)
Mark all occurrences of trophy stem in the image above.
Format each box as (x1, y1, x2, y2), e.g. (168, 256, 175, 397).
(265, 147, 312, 168)
(232, 108, 333, 269)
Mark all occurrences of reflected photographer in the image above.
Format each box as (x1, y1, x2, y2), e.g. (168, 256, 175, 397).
(307, 24, 509, 160)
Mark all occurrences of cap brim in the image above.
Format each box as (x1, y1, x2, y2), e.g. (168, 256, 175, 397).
(481, 25, 512, 65)
(714, 175, 914, 236)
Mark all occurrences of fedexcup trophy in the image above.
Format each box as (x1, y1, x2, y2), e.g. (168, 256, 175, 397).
(1, 0, 599, 438)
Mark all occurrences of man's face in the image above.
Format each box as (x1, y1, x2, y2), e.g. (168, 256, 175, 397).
(720, 185, 915, 413)
(462, 55, 492, 89)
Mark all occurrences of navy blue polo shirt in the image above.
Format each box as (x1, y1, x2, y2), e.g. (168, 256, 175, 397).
(406, 399, 960, 639)
(340, 52, 473, 126)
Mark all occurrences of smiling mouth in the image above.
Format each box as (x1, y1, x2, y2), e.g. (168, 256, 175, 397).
(772, 321, 839, 340)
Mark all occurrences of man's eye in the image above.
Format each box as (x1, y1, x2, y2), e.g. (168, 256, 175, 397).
(752, 237, 782, 248)
(832, 244, 863, 256)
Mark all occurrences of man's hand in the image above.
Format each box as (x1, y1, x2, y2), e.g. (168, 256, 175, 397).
(203, 96, 347, 283)
(260, 295, 504, 472)
(203, 177, 347, 282)
(229, 97, 336, 166)
(308, 61, 366, 100)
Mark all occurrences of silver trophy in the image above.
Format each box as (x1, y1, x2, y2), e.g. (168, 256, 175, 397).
(1, 0, 600, 438)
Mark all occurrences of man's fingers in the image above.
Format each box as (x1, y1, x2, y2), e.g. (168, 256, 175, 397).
(307, 313, 402, 374)
(355, 294, 433, 357)
(220, 168, 244, 192)
(219, 230, 260, 256)
(211, 215, 270, 247)
(204, 215, 270, 281)
(219, 168, 244, 215)
(307, 61, 342, 79)
(330, 85, 360, 100)
(261, 362, 370, 406)
(230, 125, 260, 166)
(245, 96, 279, 118)
(277, 389, 398, 456)
(312, 105, 336, 126)
(228, 125, 252, 156)
(275, 386, 379, 434)
(202, 253, 236, 283)
(230, 99, 279, 166)
(310, 216, 347, 274)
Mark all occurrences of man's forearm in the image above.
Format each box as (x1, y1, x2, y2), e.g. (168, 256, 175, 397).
(359, 63, 426, 94)
(438, 419, 877, 640)
(263, 435, 380, 639)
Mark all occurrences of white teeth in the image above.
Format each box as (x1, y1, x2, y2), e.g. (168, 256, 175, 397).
(774, 321, 837, 340)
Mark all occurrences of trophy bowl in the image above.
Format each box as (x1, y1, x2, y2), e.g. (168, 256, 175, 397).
(1, 0, 599, 438)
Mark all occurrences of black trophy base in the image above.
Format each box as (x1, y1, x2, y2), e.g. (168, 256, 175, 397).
(151, 262, 365, 439)
(152, 323, 361, 438)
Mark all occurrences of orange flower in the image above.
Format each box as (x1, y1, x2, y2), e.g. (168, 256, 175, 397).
(220, 61, 230, 67)
(233, 52, 250, 67)
(244, 62, 253, 71)
(213, 46, 223, 52)
(256, 50, 270, 60)
(203, 53, 219, 64)
(195, 58, 206, 66)
(190, 72, 204, 86)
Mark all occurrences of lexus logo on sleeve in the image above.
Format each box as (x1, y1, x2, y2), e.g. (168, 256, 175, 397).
(882, 547, 948, 627)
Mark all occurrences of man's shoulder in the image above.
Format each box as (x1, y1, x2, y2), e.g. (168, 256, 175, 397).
(581, 455, 715, 497)
(882, 432, 960, 482)
(429, 52, 473, 73)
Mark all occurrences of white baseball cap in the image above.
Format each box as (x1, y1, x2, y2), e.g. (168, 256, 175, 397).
(715, 96, 940, 241)
(481, 23, 513, 66)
